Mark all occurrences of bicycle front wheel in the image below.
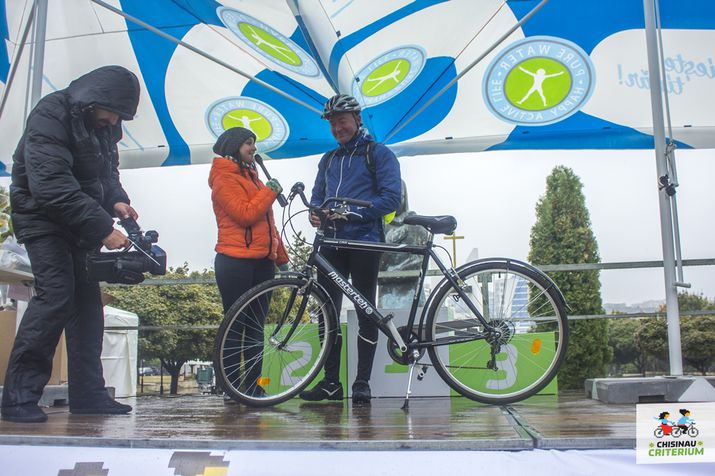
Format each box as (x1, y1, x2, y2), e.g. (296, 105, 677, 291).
(425, 260, 568, 404)
(214, 277, 337, 406)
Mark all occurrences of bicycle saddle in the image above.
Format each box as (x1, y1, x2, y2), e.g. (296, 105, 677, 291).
(403, 215, 457, 235)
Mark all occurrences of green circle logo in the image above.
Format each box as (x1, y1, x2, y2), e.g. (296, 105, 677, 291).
(483, 36, 595, 126)
(221, 109, 273, 142)
(504, 58, 571, 111)
(352, 46, 425, 106)
(361, 58, 410, 97)
(207, 97, 289, 153)
(218, 7, 319, 77)
(237, 22, 301, 67)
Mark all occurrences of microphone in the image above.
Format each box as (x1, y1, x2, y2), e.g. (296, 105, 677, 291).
(254, 154, 288, 207)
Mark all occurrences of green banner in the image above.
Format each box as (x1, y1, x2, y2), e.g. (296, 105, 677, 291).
(447, 331, 558, 396)
(259, 324, 347, 395)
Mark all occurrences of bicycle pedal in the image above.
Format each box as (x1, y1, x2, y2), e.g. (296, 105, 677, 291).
(416, 365, 428, 380)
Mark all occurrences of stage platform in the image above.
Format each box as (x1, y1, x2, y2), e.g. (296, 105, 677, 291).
(4, 393, 715, 475)
(0, 392, 633, 451)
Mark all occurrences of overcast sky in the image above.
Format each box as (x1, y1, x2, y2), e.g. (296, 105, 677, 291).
(1, 148, 713, 305)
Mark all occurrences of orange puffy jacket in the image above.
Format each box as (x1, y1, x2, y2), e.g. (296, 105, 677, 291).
(209, 157, 288, 265)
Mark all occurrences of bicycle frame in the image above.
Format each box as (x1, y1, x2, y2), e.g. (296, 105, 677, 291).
(300, 230, 496, 354)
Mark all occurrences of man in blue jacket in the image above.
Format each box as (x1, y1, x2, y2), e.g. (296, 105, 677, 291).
(300, 94, 401, 404)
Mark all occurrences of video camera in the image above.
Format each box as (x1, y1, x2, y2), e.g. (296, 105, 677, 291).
(86, 218, 167, 284)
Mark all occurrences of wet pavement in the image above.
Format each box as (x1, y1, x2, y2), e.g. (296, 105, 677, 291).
(0, 392, 635, 451)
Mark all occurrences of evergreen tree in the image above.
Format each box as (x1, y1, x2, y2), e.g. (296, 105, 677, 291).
(286, 230, 312, 271)
(528, 166, 611, 389)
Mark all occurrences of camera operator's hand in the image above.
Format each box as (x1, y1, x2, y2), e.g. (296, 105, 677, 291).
(113, 202, 138, 220)
(102, 229, 129, 250)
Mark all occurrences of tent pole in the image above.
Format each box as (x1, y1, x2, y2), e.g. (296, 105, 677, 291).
(90, 0, 322, 115)
(643, 0, 683, 376)
(29, 0, 48, 109)
(0, 5, 36, 120)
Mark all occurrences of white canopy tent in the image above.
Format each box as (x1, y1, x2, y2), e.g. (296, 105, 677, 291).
(101, 305, 138, 398)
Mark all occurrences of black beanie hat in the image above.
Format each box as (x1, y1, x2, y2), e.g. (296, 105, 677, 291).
(212, 127, 257, 158)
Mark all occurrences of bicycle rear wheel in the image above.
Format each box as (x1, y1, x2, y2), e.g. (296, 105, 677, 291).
(425, 260, 568, 404)
(214, 277, 337, 406)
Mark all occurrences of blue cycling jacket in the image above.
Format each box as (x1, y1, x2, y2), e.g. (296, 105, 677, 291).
(310, 129, 401, 241)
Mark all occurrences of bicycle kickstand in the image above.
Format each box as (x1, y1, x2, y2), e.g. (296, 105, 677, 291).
(401, 350, 421, 411)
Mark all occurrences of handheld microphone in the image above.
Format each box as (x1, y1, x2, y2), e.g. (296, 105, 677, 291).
(254, 154, 288, 207)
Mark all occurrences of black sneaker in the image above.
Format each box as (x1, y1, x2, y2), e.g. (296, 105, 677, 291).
(70, 398, 132, 415)
(351, 380, 371, 404)
(1, 403, 48, 423)
(299, 380, 343, 401)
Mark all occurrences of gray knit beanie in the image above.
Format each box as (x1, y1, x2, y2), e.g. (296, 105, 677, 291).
(212, 127, 257, 158)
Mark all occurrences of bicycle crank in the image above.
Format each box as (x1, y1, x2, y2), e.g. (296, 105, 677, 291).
(387, 326, 425, 365)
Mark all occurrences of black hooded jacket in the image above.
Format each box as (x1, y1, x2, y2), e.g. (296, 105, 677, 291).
(10, 65, 140, 247)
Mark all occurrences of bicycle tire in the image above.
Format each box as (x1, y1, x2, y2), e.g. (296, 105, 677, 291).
(214, 277, 337, 406)
(425, 260, 568, 404)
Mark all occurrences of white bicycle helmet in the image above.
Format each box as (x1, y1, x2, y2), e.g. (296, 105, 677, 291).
(321, 94, 361, 118)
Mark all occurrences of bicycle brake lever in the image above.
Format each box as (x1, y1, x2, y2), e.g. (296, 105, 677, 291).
(343, 211, 363, 220)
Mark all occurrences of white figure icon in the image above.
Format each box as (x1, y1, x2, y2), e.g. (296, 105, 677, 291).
(244, 24, 297, 64)
(364, 60, 404, 93)
(226, 112, 264, 132)
(516, 66, 564, 107)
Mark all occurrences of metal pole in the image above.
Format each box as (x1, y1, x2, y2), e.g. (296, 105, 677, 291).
(29, 0, 48, 109)
(0, 5, 36, 120)
(643, 0, 682, 376)
(90, 0, 322, 115)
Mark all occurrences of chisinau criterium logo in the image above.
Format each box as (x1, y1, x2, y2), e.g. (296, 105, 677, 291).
(217, 7, 320, 77)
(206, 97, 289, 153)
(483, 36, 595, 126)
(352, 46, 426, 106)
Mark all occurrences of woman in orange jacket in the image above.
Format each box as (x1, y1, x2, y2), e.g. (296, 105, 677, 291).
(209, 126, 289, 397)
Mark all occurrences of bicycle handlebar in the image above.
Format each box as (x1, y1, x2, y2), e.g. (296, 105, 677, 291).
(288, 182, 373, 210)
(325, 196, 373, 208)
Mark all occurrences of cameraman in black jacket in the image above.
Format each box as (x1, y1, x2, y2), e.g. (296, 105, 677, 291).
(1, 66, 141, 423)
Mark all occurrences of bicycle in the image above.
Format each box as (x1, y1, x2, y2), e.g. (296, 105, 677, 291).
(214, 182, 569, 407)
(654, 421, 698, 438)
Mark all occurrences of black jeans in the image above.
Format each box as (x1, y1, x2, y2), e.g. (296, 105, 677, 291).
(2, 234, 108, 407)
(214, 254, 275, 390)
(318, 247, 381, 383)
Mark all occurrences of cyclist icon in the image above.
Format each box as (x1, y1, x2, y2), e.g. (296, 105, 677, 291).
(224, 112, 265, 133)
(516, 66, 565, 107)
(364, 61, 404, 93)
(653, 410, 699, 438)
(244, 24, 298, 64)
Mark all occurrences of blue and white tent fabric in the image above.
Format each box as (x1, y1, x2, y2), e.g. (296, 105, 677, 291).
(0, 0, 714, 175)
